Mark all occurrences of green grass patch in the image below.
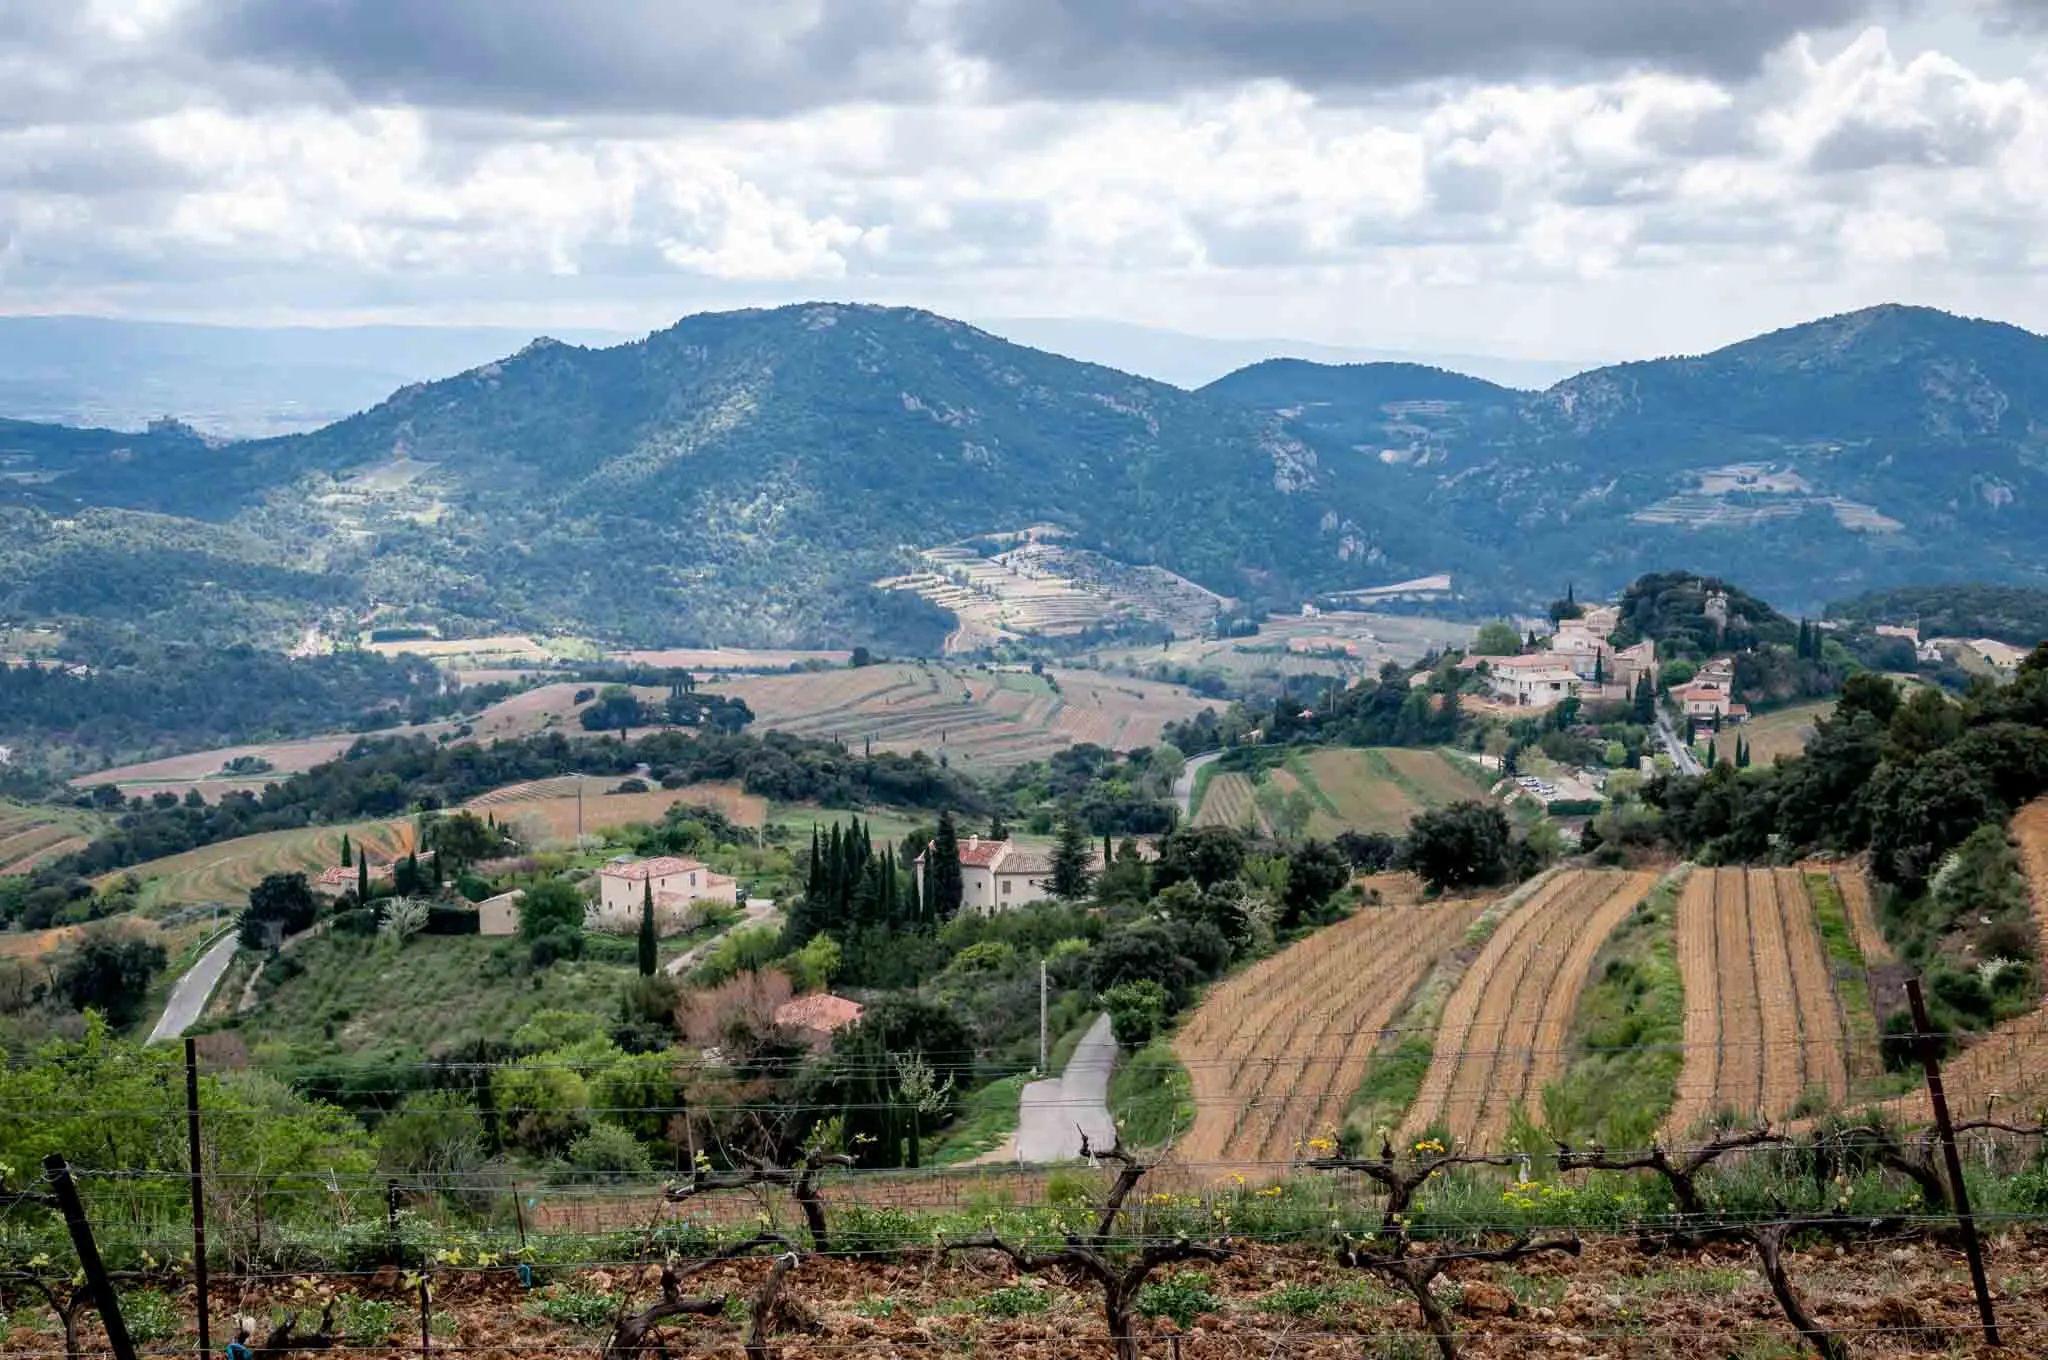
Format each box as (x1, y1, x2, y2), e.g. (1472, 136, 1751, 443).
(1535, 869, 1686, 1148)
(1109, 1039, 1192, 1149)
(231, 932, 639, 1061)
(1282, 750, 1342, 818)
(1806, 873, 1882, 1088)
(1188, 759, 1224, 820)
(925, 1072, 1029, 1165)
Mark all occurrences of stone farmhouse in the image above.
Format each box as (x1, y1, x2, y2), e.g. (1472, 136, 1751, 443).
(911, 835, 1059, 912)
(593, 855, 739, 931)
(1672, 657, 1747, 730)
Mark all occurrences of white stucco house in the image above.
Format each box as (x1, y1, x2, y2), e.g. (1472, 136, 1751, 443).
(593, 855, 739, 931)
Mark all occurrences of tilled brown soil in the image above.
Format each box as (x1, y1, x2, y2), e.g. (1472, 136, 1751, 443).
(8, 1236, 2047, 1359)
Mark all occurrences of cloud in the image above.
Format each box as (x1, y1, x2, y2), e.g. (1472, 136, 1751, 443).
(1766, 29, 2031, 171)
(949, 0, 1899, 101)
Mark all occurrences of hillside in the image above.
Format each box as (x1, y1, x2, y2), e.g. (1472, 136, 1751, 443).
(1830, 583, 2048, 647)
(1209, 304, 2048, 610)
(5, 302, 2048, 649)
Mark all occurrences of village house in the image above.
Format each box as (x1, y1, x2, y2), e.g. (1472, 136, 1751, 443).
(774, 993, 866, 1050)
(1672, 658, 1747, 729)
(593, 855, 739, 931)
(1483, 654, 1583, 709)
(476, 888, 524, 937)
(311, 862, 394, 901)
(911, 835, 1112, 913)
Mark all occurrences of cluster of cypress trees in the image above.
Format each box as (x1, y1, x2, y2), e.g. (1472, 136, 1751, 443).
(787, 814, 960, 944)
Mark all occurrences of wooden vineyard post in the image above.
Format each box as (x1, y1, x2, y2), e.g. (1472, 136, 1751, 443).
(1906, 977, 2000, 1348)
(44, 1154, 138, 1360)
(185, 1038, 211, 1358)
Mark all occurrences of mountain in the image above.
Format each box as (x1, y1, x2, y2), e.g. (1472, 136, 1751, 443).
(6, 301, 2048, 652)
(1207, 304, 2048, 610)
(977, 316, 1586, 390)
(0, 315, 629, 437)
(3, 305, 1435, 649)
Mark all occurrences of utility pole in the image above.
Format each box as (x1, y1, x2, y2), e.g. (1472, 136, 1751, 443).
(1039, 957, 1049, 1073)
(184, 1039, 210, 1358)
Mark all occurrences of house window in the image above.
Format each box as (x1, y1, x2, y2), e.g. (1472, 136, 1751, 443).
(1002, 880, 1012, 895)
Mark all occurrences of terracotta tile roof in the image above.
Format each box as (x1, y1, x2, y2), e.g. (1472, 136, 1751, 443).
(994, 847, 1054, 876)
(599, 856, 708, 881)
(954, 838, 1009, 868)
(774, 994, 865, 1034)
(1489, 654, 1576, 671)
(314, 866, 356, 886)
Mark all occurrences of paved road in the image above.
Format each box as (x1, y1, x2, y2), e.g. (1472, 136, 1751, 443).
(1015, 1012, 1119, 1162)
(1173, 751, 1223, 823)
(148, 932, 238, 1043)
(1655, 711, 1704, 776)
(665, 898, 781, 977)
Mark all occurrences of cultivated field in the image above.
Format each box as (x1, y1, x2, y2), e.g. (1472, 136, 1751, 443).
(103, 819, 417, 907)
(467, 776, 768, 849)
(1731, 700, 1835, 766)
(1401, 869, 1658, 1147)
(1193, 749, 1492, 838)
(0, 801, 105, 876)
(1666, 868, 1854, 1136)
(1190, 772, 1267, 832)
(709, 663, 1205, 768)
(1175, 899, 1485, 1174)
(1092, 611, 1474, 683)
(1888, 798, 2048, 1123)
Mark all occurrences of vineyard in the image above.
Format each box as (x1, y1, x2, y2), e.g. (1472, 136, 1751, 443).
(1175, 899, 1484, 1173)
(0, 802, 103, 877)
(1190, 772, 1266, 832)
(1667, 868, 1856, 1137)
(1401, 870, 1659, 1146)
(1191, 749, 1492, 838)
(100, 819, 417, 906)
(466, 777, 768, 849)
(711, 663, 1205, 768)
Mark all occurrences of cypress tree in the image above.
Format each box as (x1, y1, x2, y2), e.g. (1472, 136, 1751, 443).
(928, 811, 964, 921)
(431, 851, 444, 888)
(906, 860, 923, 922)
(356, 855, 369, 901)
(1707, 738, 1718, 767)
(806, 827, 825, 900)
(340, 833, 352, 867)
(1050, 806, 1094, 902)
(637, 880, 658, 976)
(1593, 651, 1604, 686)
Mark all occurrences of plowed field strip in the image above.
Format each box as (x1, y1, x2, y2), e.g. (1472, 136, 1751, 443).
(1890, 799, 2048, 1122)
(1484, 871, 1658, 1142)
(1777, 868, 1849, 1106)
(1835, 868, 1894, 966)
(1749, 869, 1805, 1116)
(1711, 869, 1763, 1125)
(1175, 900, 1480, 1174)
(1400, 874, 1575, 1139)
(1666, 871, 1723, 1138)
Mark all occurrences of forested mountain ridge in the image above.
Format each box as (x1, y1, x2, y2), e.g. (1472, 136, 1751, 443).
(3, 302, 2048, 649)
(1210, 304, 2048, 610)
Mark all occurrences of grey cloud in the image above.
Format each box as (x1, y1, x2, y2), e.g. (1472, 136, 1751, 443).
(188, 0, 949, 117)
(950, 0, 1902, 102)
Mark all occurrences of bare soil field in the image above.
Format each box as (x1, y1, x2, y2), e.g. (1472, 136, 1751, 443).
(1401, 869, 1657, 1147)
(1092, 611, 1475, 682)
(103, 819, 417, 906)
(615, 646, 851, 670)
(1177, 899, 1484, 1175)
(467, 777, 767, 849)
(1667, 868, 1855, 1137)
(708, 663, 1205, 768)
(74, 734, 370, 788)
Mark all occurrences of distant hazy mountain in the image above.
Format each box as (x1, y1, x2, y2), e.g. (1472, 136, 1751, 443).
(0, 315, 629, 437)
(5, 301, 2046, 651)
(979, 316, 1589, 391)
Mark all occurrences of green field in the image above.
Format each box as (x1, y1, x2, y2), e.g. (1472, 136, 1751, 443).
(1293, 748, 1491, 837)
(109, 818, 417, 908)
(230, 932, 641, 1062)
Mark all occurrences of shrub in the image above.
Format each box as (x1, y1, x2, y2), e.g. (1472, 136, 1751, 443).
(423, 904, 481, 935)
(549, 1124, 655, 1187)
(120, 1291, 179, 1345)
(1136, 1272, 1222, 1327)
(1102, 979, 1171, 1049)
(980, 1284, 1051, 1317)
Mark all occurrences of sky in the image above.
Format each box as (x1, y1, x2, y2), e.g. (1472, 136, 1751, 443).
(4, 0, 2048, 362)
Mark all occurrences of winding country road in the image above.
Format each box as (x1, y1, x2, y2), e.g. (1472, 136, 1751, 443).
(1174, 751, 1223, 823)
(665, 898, 781, 977)
(1014, 1012, 1120, 1162)
(1655, 711, 1704, 776)
(148, 932, 238, 1043)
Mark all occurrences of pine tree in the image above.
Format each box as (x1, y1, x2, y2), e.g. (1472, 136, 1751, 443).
(340, 834, 352, 868)
(1050, 807, 1093, 901)
(928, 811, 964, 920)
(637, 880, 658, 976)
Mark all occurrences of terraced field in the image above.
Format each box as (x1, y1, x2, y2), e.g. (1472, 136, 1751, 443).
(0, 802, 106, 876)
(103, 820, 417, 907)
(1176, 898, 1485, 1175)
(710, 663, 1204, 768)
(1667, 868, 1853, 1137)
(1888, 799, 2048, 1123)
(1400, 869, 1658, 1147)
(467, 777, 767, 849)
